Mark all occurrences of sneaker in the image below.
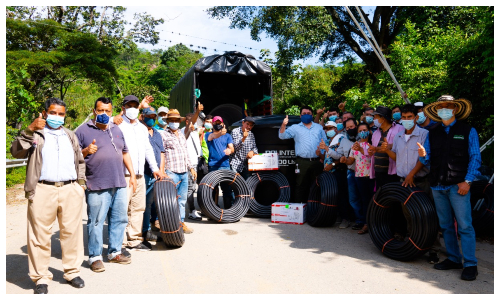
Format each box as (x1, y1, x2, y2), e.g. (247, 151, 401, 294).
(182, 222, 194, 234)
(188, 210, 202, 221)
(339, 219, 350, 229)
(434, 258, 463, 270)
(90, 260, 105, 272)
(427, 252, 439, 264)
(35, 284, 48, 294)
(351, 223, 363, 230)
(128, 242, 152, 251)
(121, 248, 131, 258)
(109, 254, 131, 264)
(151, 220, 160, 232)
(461, 266, 478, 281)
(145, 230, 158, 242)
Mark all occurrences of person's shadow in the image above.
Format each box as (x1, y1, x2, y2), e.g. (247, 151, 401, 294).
(6, 218, 105, 291)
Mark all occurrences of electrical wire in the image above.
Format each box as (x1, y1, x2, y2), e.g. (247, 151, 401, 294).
(366, 183, 439, 261)
(470, 180, 494, 233)
(154, 179, 185, 247)
(197, 169, 251, 223)
(246, 171, 290, 217)
(307, 172, 339, 227)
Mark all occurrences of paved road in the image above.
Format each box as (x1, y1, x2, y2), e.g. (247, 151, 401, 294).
(5, 191, 494, 294)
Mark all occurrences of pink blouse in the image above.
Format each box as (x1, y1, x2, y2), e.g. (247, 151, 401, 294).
(349, 141, 372, 177)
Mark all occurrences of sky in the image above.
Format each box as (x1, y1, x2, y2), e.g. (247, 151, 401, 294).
(122, 6, 336, 67)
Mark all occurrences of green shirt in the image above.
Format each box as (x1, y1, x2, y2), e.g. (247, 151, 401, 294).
(201, 129, 210, 161)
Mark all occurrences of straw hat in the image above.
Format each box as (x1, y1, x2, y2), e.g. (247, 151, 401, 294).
(423, 95, 472, 122)
(166, 109, 186, 122)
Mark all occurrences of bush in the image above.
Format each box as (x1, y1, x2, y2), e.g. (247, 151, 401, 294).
(6, 166, 26, 188)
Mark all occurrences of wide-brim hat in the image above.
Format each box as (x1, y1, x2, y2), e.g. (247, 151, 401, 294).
(166, 109, 186, 122)
(423, 95, 472, 122)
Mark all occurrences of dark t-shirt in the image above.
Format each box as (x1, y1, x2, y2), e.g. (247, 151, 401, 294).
(205, 132, 234, 168)
(374, 128, 390, 173)
(145, 128, 165, 177)
(75, 121, 128, 191)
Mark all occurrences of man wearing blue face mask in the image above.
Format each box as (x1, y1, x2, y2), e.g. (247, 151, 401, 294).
(279, 105, 327, 203)
(154, 106, 169, 131)
(392, 105, 402, 124)
(418, 95, 481, 281)
(414, 102, 439, 131)
(11, 98, 87, 294)
(362, 107, 378, 133)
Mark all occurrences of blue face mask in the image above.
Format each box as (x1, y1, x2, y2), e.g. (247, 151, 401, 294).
(326, 130, 336, 138)
(46, 114, 64, 129)
(329, 115, 338, 122)
(365, 116, 374, 124)
(416, 112, 426, 124)
(144, 117, 156, 128)
(373, 118, 382, 128)
(336, 123, 344, 131)
(158, 117, 167, 126)
(437, 108, 454, 121)
(204, 123, 213, 130)
(95, 112, 110, 125)
(301, 114, 313, 124)
(393, 112, 402, 121)
(401, 119, 415, 130)
(358, 131, 369, 139)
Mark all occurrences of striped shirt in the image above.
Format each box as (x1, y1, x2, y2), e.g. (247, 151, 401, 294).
(230, 126, 259, 172)
(39, 126, 77, 182)
(161, 128, 192, 173)
(278, 122, 327, 158)
(419, 120, 481, 190)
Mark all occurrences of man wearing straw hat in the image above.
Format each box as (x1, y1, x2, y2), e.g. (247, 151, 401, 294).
(417, 95, 481, 281)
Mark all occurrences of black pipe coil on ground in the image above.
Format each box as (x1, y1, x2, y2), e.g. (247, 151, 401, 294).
(470, 180, 494, 233)
(366, 183, 439, 261)
(246, 171, 290, 217)
(154, 179, 185, 247)
(307, 172, 339, 227)
(197, 170, 251, 223)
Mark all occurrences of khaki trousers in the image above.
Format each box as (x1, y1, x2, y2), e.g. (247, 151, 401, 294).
(123, 176, 146, 247)
(27, 182, 84, 285)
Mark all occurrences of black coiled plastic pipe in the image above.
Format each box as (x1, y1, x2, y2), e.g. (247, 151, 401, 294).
(246, 171, 290, 217)
(470, 180, 494, 233)
(154, 179, 185, 247)
(197, 170, 251, 223)
(366, 183, 439, 261)
(307, 172, 339, 227)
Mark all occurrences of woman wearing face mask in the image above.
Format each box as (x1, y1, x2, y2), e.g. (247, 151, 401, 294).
(345, 123, 374, 234)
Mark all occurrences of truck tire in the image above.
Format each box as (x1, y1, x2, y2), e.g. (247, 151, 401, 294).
(209, 104, 243, 126)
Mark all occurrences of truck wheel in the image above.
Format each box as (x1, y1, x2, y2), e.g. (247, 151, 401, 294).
(208, 104, 243, 127)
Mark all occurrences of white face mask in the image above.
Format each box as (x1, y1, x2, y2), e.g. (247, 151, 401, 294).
(125, 107, 139, 120)
(169, 122, 180, 130)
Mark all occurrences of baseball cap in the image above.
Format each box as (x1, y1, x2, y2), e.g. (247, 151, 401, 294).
(213, 116, 223, 123)
(122, 95, 140, 106)
(142, 107, 157, 116)
(157, 106, 169, 115)
(243, 116, 256, 124)
(325, 121, 336, 127)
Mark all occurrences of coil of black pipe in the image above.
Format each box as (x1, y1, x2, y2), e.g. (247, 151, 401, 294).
(197, 170, 251, 223)
(154, 179, 185, 247)
(470, 180, 494, 233)
(366, 183, 439, 261)
(246, 171, 290, 217)
(307, 172, 339, 227)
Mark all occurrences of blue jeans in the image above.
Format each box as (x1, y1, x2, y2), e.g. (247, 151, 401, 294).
(142, 174, 156, 233)
(165, 170, 188, 222)
(86, 187, 128, 263)
(209, 165, 234, 208)
(432, 185, 477, 267)
(353, 176, 375, 224)
(347, 169, 362, 223)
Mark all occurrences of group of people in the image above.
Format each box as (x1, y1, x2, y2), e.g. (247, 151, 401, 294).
(11, 95, 258, 294)
(279, 95, 481, 282)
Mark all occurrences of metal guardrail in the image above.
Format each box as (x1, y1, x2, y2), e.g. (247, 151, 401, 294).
(6, 159, 28, 169)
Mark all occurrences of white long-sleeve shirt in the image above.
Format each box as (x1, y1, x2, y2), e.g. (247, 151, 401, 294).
(116, 116, 159, 175)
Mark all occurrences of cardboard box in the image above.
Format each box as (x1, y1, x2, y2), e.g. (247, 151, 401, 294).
(271, 202, 307, 225)
(248, 153, 279, 171)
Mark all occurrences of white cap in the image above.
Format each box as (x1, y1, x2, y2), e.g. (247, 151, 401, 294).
(325, 121, 336, 127)
(414, 102, 424, 107)
(157, 106, 169, 114)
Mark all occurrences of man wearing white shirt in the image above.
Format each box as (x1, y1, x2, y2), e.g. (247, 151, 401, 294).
(113, 95, 162, 251)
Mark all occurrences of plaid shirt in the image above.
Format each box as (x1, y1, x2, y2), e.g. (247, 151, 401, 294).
(161, 129, 192, 173)
(230, 127, 258, 172)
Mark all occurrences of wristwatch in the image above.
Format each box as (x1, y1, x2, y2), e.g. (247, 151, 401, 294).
(465, 180, 472, 186)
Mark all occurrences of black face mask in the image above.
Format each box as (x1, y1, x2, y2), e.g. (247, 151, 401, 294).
(346, 128, 358, 140)
(213, 124, 223, 131)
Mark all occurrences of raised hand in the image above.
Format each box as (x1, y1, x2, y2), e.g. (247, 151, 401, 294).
(380, 137, 389, 152)
(197, 101, 204, 111)
(352, 141, 361, 152)
(338, 101, 346, 111)
(315, 145, 321, 156)
(417, 142, 426, 157)
(317, 107, 325, 115)
(114, 111, 124, 125)
(362, 102, 369, 109)
(87, 139, 98, 155)
(243, 127, 249, 138)
(319, 139, 329, 151)
(28, 113, 46, 131)
(367, 143, 376, 156)
(139, 95, 154, 109)
(221, 124, 227, 135)
(283, 115, 289, 126)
